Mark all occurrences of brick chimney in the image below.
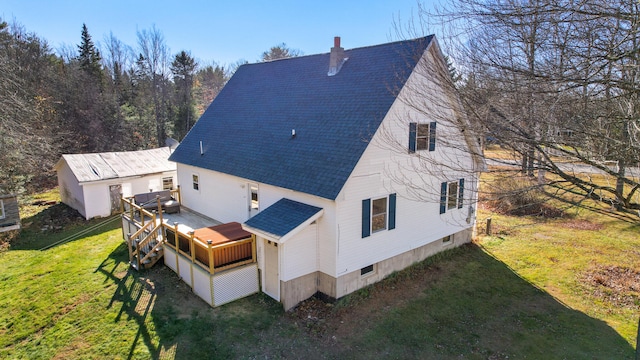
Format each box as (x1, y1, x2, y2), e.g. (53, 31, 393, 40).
(328, 36, 347, 76)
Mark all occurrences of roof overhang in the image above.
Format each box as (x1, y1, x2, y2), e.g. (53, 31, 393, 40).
(242, 198, 324, 244)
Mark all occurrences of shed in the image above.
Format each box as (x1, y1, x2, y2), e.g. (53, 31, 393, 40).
(55, 147, 177, 220)
(0, 194, 21, 232)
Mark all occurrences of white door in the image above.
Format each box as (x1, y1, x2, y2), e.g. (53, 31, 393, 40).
(263, 240, 280, 301)
(248, 183, 259, 218)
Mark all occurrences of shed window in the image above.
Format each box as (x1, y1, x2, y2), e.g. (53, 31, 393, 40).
(163, 177, 174, 190)
(192, 174, 199, 191)
(0, 200, 4, 219)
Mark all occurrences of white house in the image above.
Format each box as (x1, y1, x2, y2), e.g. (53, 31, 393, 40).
(168, 36, 484, 310)
(56, 147, 177, 220)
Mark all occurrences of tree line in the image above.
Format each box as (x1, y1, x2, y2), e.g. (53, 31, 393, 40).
(0, 19, 297, 194)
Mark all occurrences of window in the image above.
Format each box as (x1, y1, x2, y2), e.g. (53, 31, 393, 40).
(409, 122, 436, 153)
(250, 184, 259, 210)
(362, 194, 396, 238)
(448, 181, 458, 210)
(0, 200, 4, 219)
(192, 174, 199, 191)
(162, 177, 174, 190)
(361, 264, 375, 276)
(440, 179, 465, 214)
(371, 197, 387, 232)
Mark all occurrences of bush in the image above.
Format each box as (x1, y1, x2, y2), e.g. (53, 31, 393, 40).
(485, 176, 564, 217)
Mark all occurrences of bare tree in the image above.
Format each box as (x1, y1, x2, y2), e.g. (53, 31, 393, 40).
(137, 25, 171, 147)
(400, 0, 640, 216)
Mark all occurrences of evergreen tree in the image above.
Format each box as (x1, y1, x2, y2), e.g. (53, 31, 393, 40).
(170, 51, 197, 140)
(77, 23, 102, 78)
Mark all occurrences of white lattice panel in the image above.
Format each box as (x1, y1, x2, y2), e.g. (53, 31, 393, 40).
(192, 266, 213, 306)
(177, 256, 192, 285)
(212, 264, 259, 306)
(164, 247, 177, 272)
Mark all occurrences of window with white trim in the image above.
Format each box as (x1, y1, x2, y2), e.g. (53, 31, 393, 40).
(371, 197, 387, 233)
(362, 194, 396, 238)
(0, 200, 4, 219)
(439, 179, 465, 214)
(162, 177, 174, 190)
(409, 121, 437, 153)
(192, 174, 199, 191)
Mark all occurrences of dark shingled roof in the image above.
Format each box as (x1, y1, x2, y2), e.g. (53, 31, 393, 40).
(244, 198, 323, 238)
(169, 36, 433, 199)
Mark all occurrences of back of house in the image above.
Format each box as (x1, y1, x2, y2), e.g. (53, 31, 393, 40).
(169, 36, 482, 310)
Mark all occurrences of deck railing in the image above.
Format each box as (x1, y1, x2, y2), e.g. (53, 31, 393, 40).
(121, 191, 256, 275)
(164, 223, 256, 275)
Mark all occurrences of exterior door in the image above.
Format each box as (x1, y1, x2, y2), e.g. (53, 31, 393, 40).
(263, 239, 280, 301)
(248, 183, 259, 218)
(109, 184, 122, 214)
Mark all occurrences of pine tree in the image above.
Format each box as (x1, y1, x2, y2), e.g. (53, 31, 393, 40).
(77, 23, 102, 78)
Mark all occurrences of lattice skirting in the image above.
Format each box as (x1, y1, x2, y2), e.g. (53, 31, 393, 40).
(164, 246, 259, 307)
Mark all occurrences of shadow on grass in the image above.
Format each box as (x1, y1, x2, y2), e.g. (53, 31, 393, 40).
(97, 243, 288, 359)
(341, 244, 635, 359)
(94, 241, 635, 359)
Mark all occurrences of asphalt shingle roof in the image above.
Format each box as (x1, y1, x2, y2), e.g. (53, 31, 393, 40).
(169, 36, 433, 199)
(244, 198, 323, 238)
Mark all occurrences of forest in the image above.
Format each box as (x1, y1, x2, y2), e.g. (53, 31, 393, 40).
(0, 20, 241, 194)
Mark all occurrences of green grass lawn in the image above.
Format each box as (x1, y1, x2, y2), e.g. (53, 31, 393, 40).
(0, 190, 637, 359)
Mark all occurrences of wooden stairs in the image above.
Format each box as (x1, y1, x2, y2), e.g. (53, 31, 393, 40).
(128, 222, 165, 271)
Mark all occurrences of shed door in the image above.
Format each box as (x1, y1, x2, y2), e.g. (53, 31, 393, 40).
(109, 184, 122, 214)
(263, 240, 280, 301)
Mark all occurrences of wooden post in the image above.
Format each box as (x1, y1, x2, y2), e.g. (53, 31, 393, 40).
(486, 217, 492, 235)
(174, 222, 180, 276)
(135, 239, 141, 270)
(251, 234, 257, 263)
(207, 240, 214, 274)
(177, 185, 181, 205)
(156, 195, 163, 225)
(189, 230, 195, 289)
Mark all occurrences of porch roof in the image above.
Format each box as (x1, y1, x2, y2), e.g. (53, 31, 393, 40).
(242, 198, 323, 243)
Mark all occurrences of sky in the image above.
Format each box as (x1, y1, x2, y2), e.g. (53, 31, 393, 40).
(2, 0, 437, 67)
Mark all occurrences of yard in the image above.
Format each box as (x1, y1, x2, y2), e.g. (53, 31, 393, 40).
(0, 188, 637, 359)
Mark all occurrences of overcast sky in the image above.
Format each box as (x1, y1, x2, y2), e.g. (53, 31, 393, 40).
(2, 0, 439, 66)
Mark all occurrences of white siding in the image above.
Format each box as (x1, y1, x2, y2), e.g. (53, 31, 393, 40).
(335, 45, 478, 276)
(176, 163, 338, 277)
(57, 161, 86, 218)
(57, 156, 178, 220)
(280, 223, 317, 281)
(82, 183, 111, 220)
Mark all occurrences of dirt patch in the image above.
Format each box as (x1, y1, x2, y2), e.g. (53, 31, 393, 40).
(580, 265, 640, 310)
(288, 260, 447, 348)
(559, 219, 604, 231)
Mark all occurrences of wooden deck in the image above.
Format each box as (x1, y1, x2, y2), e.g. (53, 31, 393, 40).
(121, 193, 256, 274)
(161, 207, 222, 233)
